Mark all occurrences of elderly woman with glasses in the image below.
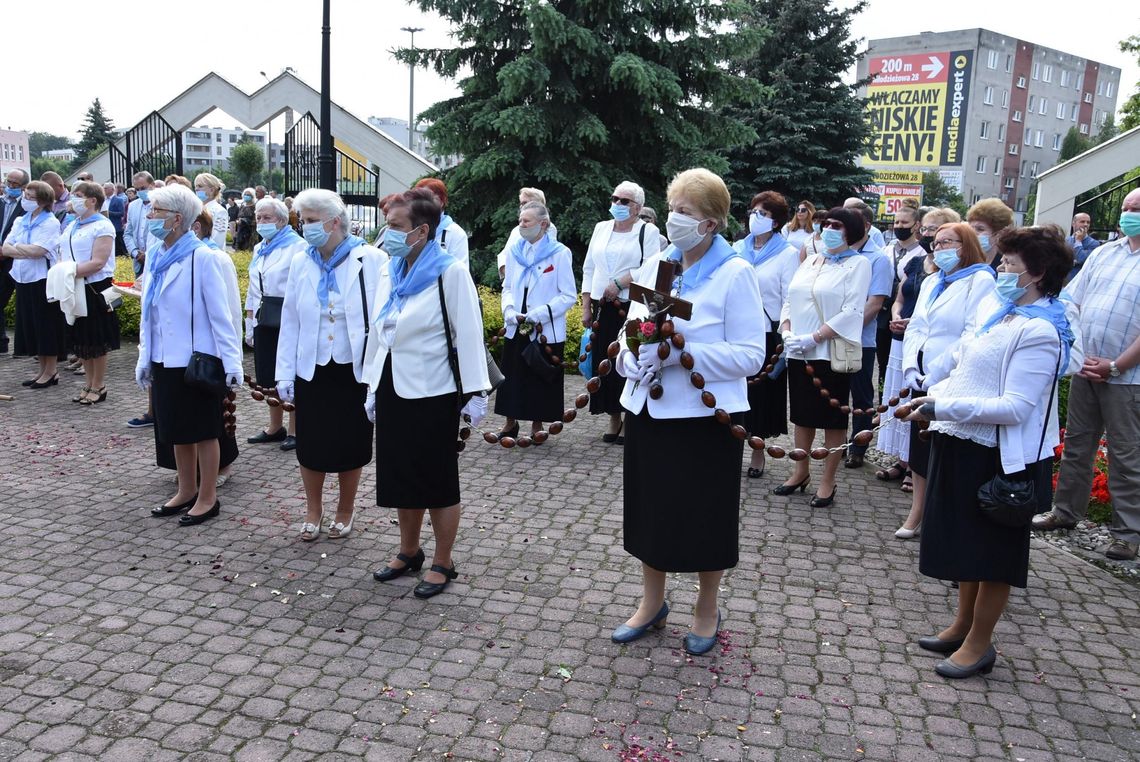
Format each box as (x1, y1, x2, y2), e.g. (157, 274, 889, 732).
(137, 185, 243, 525)
(776, 207, 872, 508)
(782, 200, 816, 253)
(581, 181, 661, 443)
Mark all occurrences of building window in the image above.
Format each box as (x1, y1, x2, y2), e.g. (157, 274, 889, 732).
(1002, 89, 1009, 109)
(1035, 130, 1044, 147)
(1072, 104, 1079, 121)
(1039, 98, 1048, 115)
(1107, 81, 1115, 98)
(1060, 70, 1071, 88)
(1013, 110, 1023, 122)
(1031, 161, 1040, 176)
(1009, 144, 1019, 155)
(1032, 62, 1040, 80)
(1076, 74, 1084, 90)
(229, 135, 236, 143)
(216, 134, 222, 142)
(18, 147, 23, 161)
(1017, 76, 1027, 88)
(987, 50, 999, 69)
(1005, 54, 1013, 73)
(994, 159, 1001, 175)
(1004, 176, 1016, 189)
(1019, 160, 1027, 177)
(972, 193, 982, 205)
(976, 156, 987, 174)
(1057, 102, 1066, 119)
(984, 86, 994, 105)
(1024, 129, 1032, 146)
(1084, 92, 1093, 103)
(1053, 133, 1062, 150)
(980, 121, 991, 139)
(1097, 80, 1105, 96)
(1043, 65, 1053, 83)
(997, 123, 1006, 142)
(1027, 95, 1036, 111)
(1080, 123, 1089, 134)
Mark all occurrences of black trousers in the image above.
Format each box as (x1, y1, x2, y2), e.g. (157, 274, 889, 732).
(847, 347, 879, 456)
(0, 268, 14, 344)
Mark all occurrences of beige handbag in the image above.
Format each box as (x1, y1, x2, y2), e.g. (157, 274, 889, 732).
(809, 257, 863, 374)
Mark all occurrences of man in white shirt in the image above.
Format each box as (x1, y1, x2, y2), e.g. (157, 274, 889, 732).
(124, 171, 159, 278)
(1033, 189, 1140, 561)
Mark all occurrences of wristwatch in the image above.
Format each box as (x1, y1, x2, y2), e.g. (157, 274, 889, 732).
(1109, 361, 1121, 378)
(613, 278, 623, 290)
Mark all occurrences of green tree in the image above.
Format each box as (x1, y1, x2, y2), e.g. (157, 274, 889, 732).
(722, 0, 872, 215)
(30, 157, 72, 181)
(404, 0, 762, 284)
(28, 132, 73, 158)
(74, 98, 117, 164)
(1059, 127, 1091, 162)
(1120, 35, 1140, 131)
(1093, 113, 1118, 145)
(921, 171, 967, 217)
(230, 139, 265, 188)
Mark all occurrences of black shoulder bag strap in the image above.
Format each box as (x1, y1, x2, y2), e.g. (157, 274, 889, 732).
(637, 221, 646, 265)
(358, 265, 369, 368)
(437, 275, 463, 408)
(189, 248, 197, 352)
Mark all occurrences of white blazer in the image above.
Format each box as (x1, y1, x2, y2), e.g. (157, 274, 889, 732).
(732, 237, 799, 325)
(245, 233, 309, 326)
(928, 302, 1065, 474)
(902, 269, 995, 388)
(581, 220, 661, 300)
(276, 243, 390, 384)
(205, 199, 228, 250)
(616, 252, 766, 418)
(364, 260, 490, 399)
(501, 240, 577, 342)
(135, 244, 243, 377)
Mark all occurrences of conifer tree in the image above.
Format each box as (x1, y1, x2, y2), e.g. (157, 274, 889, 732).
(75, 99, 117, 164)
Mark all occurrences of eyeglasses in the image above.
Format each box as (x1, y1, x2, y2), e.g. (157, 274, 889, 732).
(638, 215, 653, 222)
(796, 207, 809, 213)
(610, 196, 633, 205)
(148, 207, 177, 217)
(932, 238, 962, 249)
(919, 225, 940, 234)
(751, 208, 772, 217)
(822, 220, 845, 230)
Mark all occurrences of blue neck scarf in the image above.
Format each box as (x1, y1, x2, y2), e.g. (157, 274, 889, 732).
(144, 231, 200, 316)
(378, 239, 456, 320)
(18, 209, 51, 244)
(927, 263, 993, 305)
(307, 235, 364, 308)
(738, 232, 788, 268)
(75, 212, 107, 228)
(510, 229, 560, 301)
(824, 247, 860, 265)
(667, 235, 741, 296)
(977, 296, 1075, 370)
(251, 226, 302, 265)
(201, 237, 220, 250)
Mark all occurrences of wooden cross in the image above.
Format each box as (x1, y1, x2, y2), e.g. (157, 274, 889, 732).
(627, 259, 693, 332)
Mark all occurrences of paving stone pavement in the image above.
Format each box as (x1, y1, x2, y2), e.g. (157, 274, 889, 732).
(0, 349, 1138, 762)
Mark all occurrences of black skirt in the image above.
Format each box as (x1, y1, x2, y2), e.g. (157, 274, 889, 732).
(589, 300, 625, 415)
(908, 402, 933, 478)
(624, 409, 744, 572)
(293, 361, 373, 473)
(787, 358, 851, 430)
(253, 324, 280, 388)
(14, 280, 64, 357)
(918, 433, 1048, 589)
(744, 324, 788, 438)
(376, 356, 461, 509)
(494, 333, 565, 422)
(152, 363, 223, 445)
(71, 277, 121, 359)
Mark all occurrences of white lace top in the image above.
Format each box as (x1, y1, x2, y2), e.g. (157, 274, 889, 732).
(929, 317, 1019, 447)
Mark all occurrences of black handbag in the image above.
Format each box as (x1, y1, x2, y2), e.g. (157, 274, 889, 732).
(976, 337, 1062, 528)
(438, 275, 471, 413)
(521, 304, 560, 382)
(255, 271, 284, 328)
(183, 249, 228, 397)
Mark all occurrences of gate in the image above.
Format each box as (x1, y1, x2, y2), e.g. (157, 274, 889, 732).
(123, 111, 183, 182)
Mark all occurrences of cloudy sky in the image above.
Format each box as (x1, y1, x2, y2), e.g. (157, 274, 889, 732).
(5, 0, 1136, 142)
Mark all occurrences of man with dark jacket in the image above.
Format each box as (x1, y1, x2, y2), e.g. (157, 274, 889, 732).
(0, 168, 29, 353)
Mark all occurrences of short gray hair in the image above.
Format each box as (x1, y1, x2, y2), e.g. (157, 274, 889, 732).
(255, 197, 290, 224)
(613, 180, 645, 206)
(519, 201, 550, 223)
(294, 188, 349, 232)
(132, 171, 153, 184)
(149, 184, 202, 234)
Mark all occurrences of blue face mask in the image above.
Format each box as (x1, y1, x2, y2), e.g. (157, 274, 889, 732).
(812, 222, 821, 233)
(994, 271, 1027, 304)
(5, 187, 22, 199)
(933, 249, 960, 273)
(196, 190, 208, 201)
(257, 222, 279, 240)
(243, 194, 253, 203)
(977, 233, 991, 251)
(383, 228, 411, 259)
(821, 228, 846, 251)
(610, 203, 630, 221)
(302, 220, 330, 248)
(147, 218, 171, 239)
(138, 190, 150, 203)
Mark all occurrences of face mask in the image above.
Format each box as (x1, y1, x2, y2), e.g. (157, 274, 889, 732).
(147, 217, 171, 238)
(1120, 211, 1140, 237)
(138, 190, 150, 203)
(666, 211, 708, 252)
(383, 227, 411, 259)
(994, 271, 1028, 304)
(519, 223, 544, 244)
(5, 187, 22, 199)
(894, 225, 913, 241)
(20, 198, 38, 213)
(196, 190, 208, 201)
(821, 228, 846, 251)
(933, 249, 960, 273)
(976, 233, 991, 251)
(919, 235, 934, 253)
(70, 196, 88, 214)
(749, 212, 774, 236)
(302, 219, 331, 248)
(610, 203, 630, 222)
(812, 222, 821, 234)
(257, 222, 279, 240)
(243, 195, 253, 203)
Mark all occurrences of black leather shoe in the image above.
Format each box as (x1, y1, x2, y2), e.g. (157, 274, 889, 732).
(247, 428, 287, 444)
(844, 453, 864, 469)
(413, 564, 459, 599)
(21, 378, 36, 387)
(151, 494, 198, 517)
(809, 488, 837, 508)
(935, 645, 997, 679)
(29, 374, 59, 389)
(279, 435, 297, 451)
(178, 500, 220, 526)
(773, 476, 810, 496)
(373, 548, 425, 581)
(918, 635, 966, 653)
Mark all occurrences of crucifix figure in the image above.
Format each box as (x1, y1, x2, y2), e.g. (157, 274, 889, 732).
(624, 259, 694, 400)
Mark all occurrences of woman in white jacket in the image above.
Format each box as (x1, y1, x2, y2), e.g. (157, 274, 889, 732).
(193, 172, 230, 250)
(276, 189, 389, 542)
(896, 223, 995, 538)
(365, 188, 490, 599)
(136, 185, 242, 526)
(494, 201, 576, 439)
(906, 225, 1074, 679)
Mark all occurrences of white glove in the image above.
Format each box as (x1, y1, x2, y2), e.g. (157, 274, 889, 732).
(226, 373, 242, 391)
(277, 381, 295, 404)
(244, 317, 255, 347)
(903, 368, 925, 392)
(785, 333, 818, 357)
(364, 390, 376, 423)
(461, 394, 488, 427)
(135, 365, 151, 391)
(617, 349, 641, 379)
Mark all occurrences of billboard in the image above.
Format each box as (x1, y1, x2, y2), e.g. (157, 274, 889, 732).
(864, 171, 923, 220)
(863, 50, 973, 167)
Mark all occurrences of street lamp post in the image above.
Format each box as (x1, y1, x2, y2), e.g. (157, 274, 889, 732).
(259, 71, 272, 185)
(401, 26, 423, 152)
(318, 0, 335, 190)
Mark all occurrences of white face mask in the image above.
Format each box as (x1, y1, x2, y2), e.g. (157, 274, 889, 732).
(20, 198, 38, 213)
(666, 211, 708, 252)
(70, 196, 88, 214)
(749, 212, 774, 236)
(519, 222, 544, 243)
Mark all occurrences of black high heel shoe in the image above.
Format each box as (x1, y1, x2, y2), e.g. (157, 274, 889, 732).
(497, 422, 520, 439)
(773, 475, 810, 496)
(414, 564, 459, 599)
(29, 374, 59, 389)
(373, 548, 425, 581)
(809, 487, 838, 508)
